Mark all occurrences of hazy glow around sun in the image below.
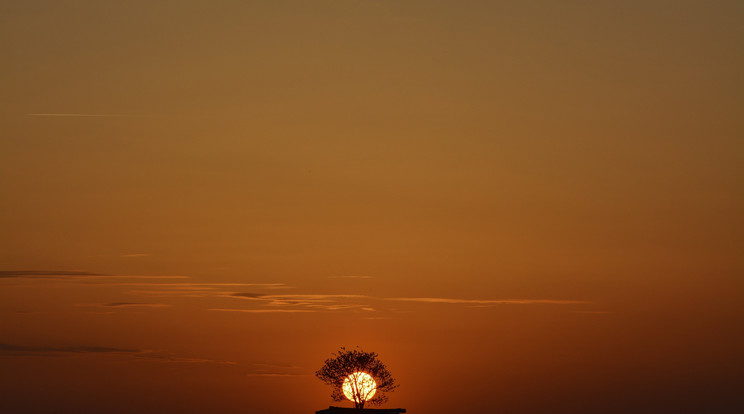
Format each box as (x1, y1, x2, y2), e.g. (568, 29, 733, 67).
(342, 372, 377, 402)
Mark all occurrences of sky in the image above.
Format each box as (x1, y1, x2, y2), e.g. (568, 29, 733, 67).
(0, 1, 742, 413)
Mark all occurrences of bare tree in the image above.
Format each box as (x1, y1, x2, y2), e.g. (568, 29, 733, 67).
(315, 347, 398, 409)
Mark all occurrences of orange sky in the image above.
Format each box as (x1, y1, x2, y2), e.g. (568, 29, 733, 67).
(1, 1, 742, 413)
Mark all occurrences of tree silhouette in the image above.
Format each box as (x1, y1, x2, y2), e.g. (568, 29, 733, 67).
(315, 347, 398, 409)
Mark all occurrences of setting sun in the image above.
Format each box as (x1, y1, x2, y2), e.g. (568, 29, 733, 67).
(342, 372, 377, 403)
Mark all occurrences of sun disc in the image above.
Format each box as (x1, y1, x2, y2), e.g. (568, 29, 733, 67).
(342, 372, 377, 402)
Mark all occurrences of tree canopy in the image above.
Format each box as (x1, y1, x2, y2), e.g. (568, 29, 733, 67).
(315, 347, 398, 409)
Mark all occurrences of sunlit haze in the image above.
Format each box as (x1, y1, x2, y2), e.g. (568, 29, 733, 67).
(1, 1, 742, 414)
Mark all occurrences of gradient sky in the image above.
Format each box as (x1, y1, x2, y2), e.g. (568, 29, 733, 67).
(1, 1, 742, 413)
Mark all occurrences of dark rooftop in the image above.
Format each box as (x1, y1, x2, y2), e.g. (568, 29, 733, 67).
(316, 407, 406, 414)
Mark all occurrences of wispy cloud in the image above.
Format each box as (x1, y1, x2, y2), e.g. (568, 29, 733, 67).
(0, 343, 236, 365)
(385, 297, 590, 305)
(124, 283, 291, 299)
(225, 292, 589, 313)
(93, 276, 189, 279)
(306, 304, 374, 311)
(0, 273, 281, 301)
(3, 270, 589, 317)
(124, 283, 286, 288)
(231, 293, 366, 302)
(229, 293, 372, 311)
(231, 292, 265, 298)
(208, 308, 316, 313)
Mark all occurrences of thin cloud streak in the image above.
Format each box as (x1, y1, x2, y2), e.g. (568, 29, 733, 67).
(230, 293, 372, 310)
(299, 303, 373, 311)
(87, 276, 189, 279)
(208, 308, 316, 313)
(231, 293, 588, 305)
(0, 343, 235, 365)
(231, 293, 366, 301)
(384, 297, 590, 305)
(223, 292, 589, 314)
(123, 283, 292, 298)
(119, 253, 152, 258)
